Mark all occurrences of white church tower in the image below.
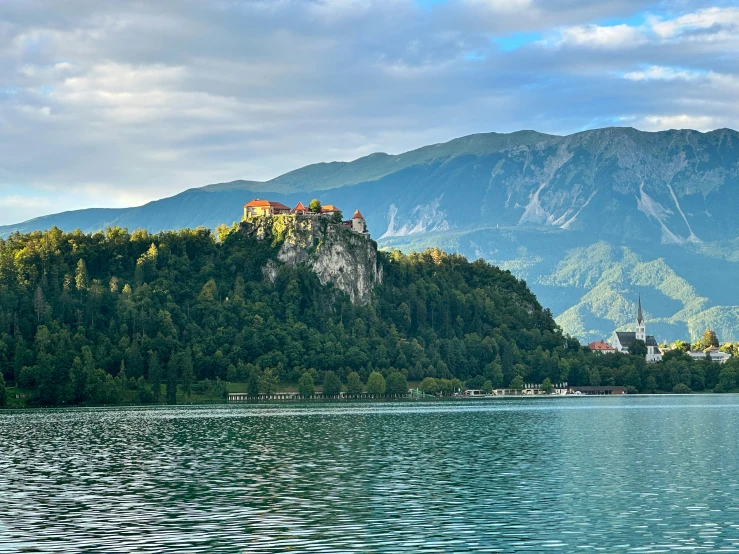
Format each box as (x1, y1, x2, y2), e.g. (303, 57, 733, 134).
(635, 296, 646, 342)
(611, 296, 662, 362)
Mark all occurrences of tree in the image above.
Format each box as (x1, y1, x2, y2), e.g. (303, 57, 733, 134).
(482, 380, 493, 395)
(702, 329, 719, 348)
(34, 286, 46, 322)
(0, 371, 6, 406)
(166, 355, 178, 405)
(346, 371, 363, 395)
(540, 377, 554, 394)
(309, 199, 322, 213)
(298, 372, 315, 398)
(148, 351, 162, 403)
(331, 211, 343, 224)
(75, 259, 89, 291)
(117, 360, 127, 383)
(419, 377, 438, 395)
(211, 378, 228, 400)
(13, 338, 27, 384)
(386, 372, 408, 396)
(510, 375, 524, 390)
(180, 349, 195, 398)
(322, 371, 342, 397)
(673, 383, 692, 394)
(247, 371, 260, 397)
(261, 368, 280, 395)
(366, 371, 386, 396)
(628, 339, 648, 357)
(671, 340, 690, 352)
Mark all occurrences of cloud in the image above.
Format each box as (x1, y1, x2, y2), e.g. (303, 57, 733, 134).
(638, 114, 719, 132)
(651, 7, 739, 40)
(0, 0, 737, 224)
(624, 66, 703, 81)
(559, 23, 646, 49)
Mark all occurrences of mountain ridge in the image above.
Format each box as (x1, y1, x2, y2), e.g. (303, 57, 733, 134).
(3, 125, 739, 343)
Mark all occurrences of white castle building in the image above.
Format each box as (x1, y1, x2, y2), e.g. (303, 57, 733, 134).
(611, 297, 662, 363)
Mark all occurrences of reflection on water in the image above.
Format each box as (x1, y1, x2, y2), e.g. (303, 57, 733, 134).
(2, 396, 739, 552)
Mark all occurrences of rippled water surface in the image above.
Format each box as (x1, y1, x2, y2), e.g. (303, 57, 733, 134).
(3, 396, 739, 552)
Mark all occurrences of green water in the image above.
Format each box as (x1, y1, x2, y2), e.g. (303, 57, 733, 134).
(2, 396, 739, 552)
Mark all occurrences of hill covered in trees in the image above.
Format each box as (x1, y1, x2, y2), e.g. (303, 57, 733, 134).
(0, 223, 736, 407)
(4, 127, 739, 343)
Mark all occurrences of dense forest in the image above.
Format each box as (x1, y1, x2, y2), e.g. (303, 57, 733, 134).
(1, 224, 738, 407)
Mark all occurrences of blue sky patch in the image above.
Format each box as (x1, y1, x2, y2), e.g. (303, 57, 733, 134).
(493, 32, 542, 52)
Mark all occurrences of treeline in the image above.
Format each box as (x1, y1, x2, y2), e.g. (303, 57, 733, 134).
(0, 225, 735, 406)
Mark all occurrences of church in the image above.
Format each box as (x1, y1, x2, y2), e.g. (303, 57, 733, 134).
(611, 297, 662, 362)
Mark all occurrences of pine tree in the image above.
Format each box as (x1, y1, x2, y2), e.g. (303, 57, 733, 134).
(0, 371, 7, 406)
(148, 351, 162, 403)
(166, 355, 178, 405)
(75, 259, 89, 291)
(180, 348, 195, 398)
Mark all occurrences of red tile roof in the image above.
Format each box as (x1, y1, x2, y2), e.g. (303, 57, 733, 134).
(244, 199, 290, 210)
(321, 204, 340, 213)
(291, 201, 307, 213)
(588, 340, 616, 351)
(352, 209, 365, 219)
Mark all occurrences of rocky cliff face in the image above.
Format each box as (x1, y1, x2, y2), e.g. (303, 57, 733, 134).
(241, 215, 381, 305)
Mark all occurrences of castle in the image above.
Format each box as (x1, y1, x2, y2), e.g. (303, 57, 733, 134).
(243, 199, 368, 236)
(611, 297, 662, 362)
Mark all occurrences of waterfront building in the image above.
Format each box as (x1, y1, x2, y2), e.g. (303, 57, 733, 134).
(568, 386, 627, 395)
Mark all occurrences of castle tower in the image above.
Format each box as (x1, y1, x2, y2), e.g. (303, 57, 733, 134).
(352, 210, 367, 234)
(635, 295, 646, 341)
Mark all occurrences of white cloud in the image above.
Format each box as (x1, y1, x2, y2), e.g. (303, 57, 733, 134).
(639, 114, 719, 132)
(624, 66, 703, 81)
(559, 23, 646, 49)
(651, 7, 739, 40)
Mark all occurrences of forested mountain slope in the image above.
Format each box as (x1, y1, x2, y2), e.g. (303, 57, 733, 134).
(3, 126, 739, 342)
(5, 223, 729, 407)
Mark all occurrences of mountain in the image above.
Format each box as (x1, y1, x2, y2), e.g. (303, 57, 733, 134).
(3, 126, 739, 343)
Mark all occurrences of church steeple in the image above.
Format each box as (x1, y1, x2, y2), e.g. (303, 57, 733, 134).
(635, 295, 646, 341)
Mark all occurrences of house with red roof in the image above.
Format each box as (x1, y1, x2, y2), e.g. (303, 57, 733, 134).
(587, 340, 616, 354)
(244, 199, 291, 218)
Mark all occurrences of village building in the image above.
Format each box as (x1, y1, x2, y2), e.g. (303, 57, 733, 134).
(611, 297, 663, 362)
(588, 340, 617, 354)
(687, 346, 732, 363)
(244, 199, 291, 218)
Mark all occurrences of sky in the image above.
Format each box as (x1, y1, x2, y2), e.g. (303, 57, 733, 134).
(1, 0, 738, 225)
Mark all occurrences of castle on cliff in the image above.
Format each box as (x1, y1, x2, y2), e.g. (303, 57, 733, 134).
(243, 199, 368, 236)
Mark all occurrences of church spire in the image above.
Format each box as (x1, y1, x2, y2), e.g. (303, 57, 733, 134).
(637, 295, 643, 325)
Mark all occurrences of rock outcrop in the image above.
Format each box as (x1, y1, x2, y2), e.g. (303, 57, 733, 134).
(241, 215, 381, 305)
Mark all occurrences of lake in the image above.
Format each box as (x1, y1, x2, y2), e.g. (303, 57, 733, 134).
(2, 396, 739, 552)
